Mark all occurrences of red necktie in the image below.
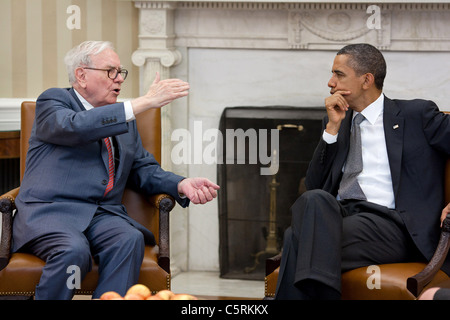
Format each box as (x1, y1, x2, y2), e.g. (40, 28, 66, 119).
(103, 138, 114, 196)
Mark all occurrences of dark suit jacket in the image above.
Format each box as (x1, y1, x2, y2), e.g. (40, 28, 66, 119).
(13, 87, 189, 252)
(305, 96, 450, 263)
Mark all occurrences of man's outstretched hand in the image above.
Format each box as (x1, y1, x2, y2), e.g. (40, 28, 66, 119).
(178, 178, 220, 204)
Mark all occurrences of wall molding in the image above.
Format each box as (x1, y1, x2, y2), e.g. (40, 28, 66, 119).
(0, 99, 31, 131)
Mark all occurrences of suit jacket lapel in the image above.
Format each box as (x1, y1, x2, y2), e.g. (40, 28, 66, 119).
(72, 86, 110, 175)
(69, 87, 87, 111)
(383, 96, 404, 199)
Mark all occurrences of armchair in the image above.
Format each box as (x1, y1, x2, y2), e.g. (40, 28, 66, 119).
(264, 111, 450, 300)
(0, 101, 175, 299)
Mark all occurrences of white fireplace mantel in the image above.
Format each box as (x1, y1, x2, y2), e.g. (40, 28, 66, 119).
(131, 0, 450, 96)
(134, 0, 450, 53)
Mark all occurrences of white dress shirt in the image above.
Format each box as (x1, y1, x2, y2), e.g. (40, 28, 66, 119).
(323, 93, 396, 209)
(73, 89, 135, 122)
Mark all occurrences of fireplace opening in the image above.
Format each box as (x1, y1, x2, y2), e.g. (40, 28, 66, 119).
(218, 106, 326, 280)
(0, 158, 20, 195)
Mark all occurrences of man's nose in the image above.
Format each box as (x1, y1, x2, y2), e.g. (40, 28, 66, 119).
(328, 79, 335, 88)
(328, 75, 336, 89)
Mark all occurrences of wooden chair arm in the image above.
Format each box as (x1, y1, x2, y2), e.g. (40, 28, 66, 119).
(148, 194, 175, 274)
(0, 187, 20, 271)
(0, 190, 176, 274)
(407, 214, 450, 297)
(266, 251, 283, 276)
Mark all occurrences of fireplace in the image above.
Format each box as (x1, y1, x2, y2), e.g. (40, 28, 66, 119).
(129, 0, 450, 274)
(218, 106, 326, 280)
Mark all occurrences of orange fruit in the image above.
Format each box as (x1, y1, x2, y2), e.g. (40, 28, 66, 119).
(125, 284, 151, 299)
(154, 289, 175, 300)
(124, 293, 145, 300)
(100, 291, 123, 300)
(171, 294, 198, 300)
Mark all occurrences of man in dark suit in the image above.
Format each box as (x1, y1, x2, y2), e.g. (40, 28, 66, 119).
(275, 43, 450, 299)
(13, 41, 219, 300)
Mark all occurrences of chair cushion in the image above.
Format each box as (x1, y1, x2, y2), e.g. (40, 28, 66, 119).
(0, 246, 169, 297)
(341, 263, 449, 300)
(264, 263, 450, 299)
(0, 253, 44, 295)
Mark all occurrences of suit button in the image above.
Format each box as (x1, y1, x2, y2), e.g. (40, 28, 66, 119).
(102, 179, 108, 185)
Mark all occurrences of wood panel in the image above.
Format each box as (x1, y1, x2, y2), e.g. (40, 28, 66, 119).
(0, 131, 20, 159)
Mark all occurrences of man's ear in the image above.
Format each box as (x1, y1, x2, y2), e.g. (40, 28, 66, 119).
(362, 73, 375, 90)
(74, 67, 87, 88)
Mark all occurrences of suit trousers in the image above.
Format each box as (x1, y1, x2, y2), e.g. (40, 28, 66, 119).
(21, 208, 145, 300)
(274, 189, 422, 300)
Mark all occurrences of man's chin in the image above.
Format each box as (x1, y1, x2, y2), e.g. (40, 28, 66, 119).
(106, 97, 119, 105)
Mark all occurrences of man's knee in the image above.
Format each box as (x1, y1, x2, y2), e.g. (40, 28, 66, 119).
(128, 229, 145, 253)
(299, 189, 334, 203)
(46, 237, 92, 274)
(292, 189, 336, 214)
(289, 189, 343, 228)
(114, 228, 145, 257)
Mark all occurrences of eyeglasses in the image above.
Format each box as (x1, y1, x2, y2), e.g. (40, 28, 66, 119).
(83, 67, 128, 81)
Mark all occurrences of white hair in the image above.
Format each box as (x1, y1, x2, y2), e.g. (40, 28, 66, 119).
(64, 41, 115, 84)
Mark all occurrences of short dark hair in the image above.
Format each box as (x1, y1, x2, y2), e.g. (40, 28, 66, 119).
(337, 43, 386, 90)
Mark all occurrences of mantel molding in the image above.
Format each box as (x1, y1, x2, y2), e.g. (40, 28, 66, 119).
(135, 0, 450, 4)
(132, 48, 182, 67)
(174, 1, 450, 10)
(135, 1, 450, 11)
(133, 0, 450, 52)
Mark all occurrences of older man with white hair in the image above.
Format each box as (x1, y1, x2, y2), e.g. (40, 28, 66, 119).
(12, 41, 219, 300)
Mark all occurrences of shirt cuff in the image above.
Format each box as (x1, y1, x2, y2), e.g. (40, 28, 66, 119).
(177, 178, 187, 199)
(322, 130, 338, 144)
(124, 101, 136, 122)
